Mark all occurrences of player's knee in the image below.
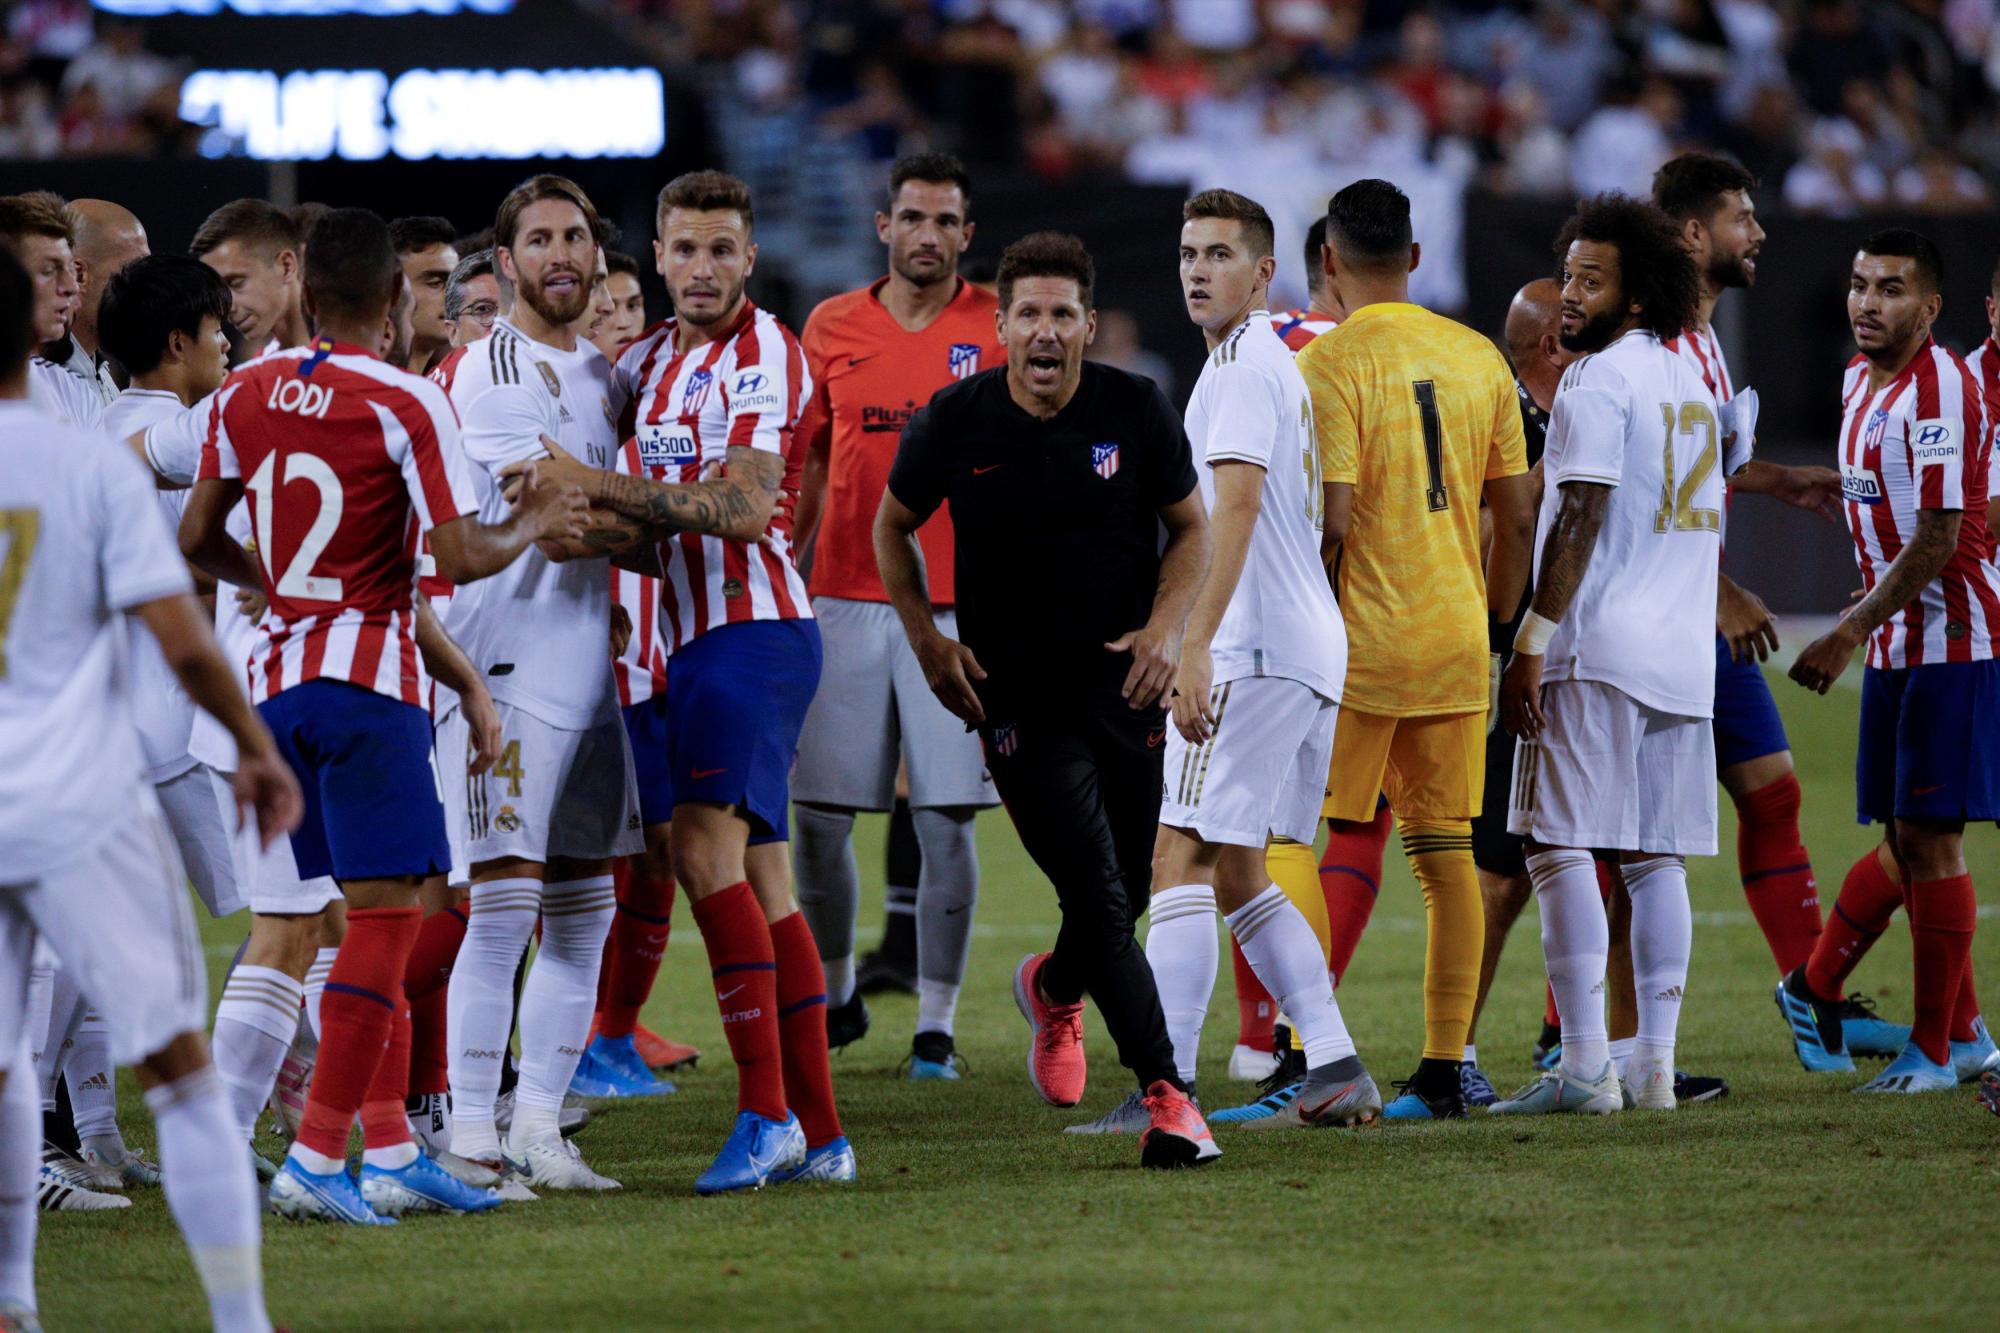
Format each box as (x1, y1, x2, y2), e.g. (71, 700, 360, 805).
(1732, 769, 1801, 825)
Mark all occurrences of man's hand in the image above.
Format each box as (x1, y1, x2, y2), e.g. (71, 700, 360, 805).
(609, 603, 632, 660)
(1788, 621, 1863, 695)
(914, 629, 987, 724)
(1770, 464, 1843, 523)
(500, 435, 597, 497)
(1108, 622, 1180, 711)
(234, 587, 266, 621)
(1172, 642, 1216, 742)
(507, 460, 592, 545)
(1500, 651, 1545, 739)
(461, 684, 504, 776)
(1718, 576, 1780, 663)
(1487, 651, 1503, 735)
(231, 747, 303, 851)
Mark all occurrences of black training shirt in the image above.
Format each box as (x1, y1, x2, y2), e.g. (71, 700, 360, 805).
(887, 361, 1199, 709)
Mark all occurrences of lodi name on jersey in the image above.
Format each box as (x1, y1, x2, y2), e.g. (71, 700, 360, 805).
(267, 376, 334, 420)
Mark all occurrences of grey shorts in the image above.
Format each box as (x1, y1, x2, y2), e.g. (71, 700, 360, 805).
(792, 597, 997, 811)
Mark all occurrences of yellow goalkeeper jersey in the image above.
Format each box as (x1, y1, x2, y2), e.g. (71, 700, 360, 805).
(1298, 301, 1528, 717)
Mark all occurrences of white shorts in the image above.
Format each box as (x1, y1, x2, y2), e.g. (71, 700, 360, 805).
(156, 760, 247, 918)
(0, 785, 207, 1067)
(1160, 675, 1337, 847)
(208, 767, 342, 915)
(793, 598, 998, 811)
(1507, 679, 1718, 856)
(436, 703, 472, 887)
(464, 702, 643, 866)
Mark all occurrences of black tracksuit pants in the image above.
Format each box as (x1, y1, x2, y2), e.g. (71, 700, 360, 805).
(981, 686, 1178, 1091)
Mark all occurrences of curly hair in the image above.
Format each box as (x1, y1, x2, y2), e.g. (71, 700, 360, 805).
(1554, 193, 1700, 340)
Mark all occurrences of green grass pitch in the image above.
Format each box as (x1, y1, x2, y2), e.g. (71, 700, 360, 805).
(35, 666, 2000, 1329)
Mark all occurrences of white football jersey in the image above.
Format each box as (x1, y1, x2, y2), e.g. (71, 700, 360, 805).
(102, 388, 203, 781)
(0, 400, 192, 879)
(28, 357, 102, 427)
(446, 319, 623, 729)
(1183, 313, 1345, 702)
(1537, 328, 1742, 718)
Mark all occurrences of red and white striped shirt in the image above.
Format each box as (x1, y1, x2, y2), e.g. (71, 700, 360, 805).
(612, 301, 813, 651)
(1836, 338, 2000, 669)
(1664, 322, 1734, 404)
(1270, 307, 1338, 353)
(198, 340, 475, 705)
(610, 437, 668, 706)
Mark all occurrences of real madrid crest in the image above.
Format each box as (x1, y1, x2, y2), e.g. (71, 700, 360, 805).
(538, 362, 562, 398)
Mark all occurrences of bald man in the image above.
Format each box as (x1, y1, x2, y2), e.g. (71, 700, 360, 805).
(1457, 278, 1571, 1105)
(53, 198, 149, 401)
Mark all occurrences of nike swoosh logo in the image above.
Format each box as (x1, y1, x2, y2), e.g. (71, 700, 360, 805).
(1146, 727, 1166, 748)
(1911, 783, 1946, 796)
(719, 985, 746, 1001)
(944, 905, 968, 916)
(973, 464, 1004, 475)
(691, 766, 728, 779)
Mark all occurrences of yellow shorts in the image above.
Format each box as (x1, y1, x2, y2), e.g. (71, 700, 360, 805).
(1322, 707, 1486, 823)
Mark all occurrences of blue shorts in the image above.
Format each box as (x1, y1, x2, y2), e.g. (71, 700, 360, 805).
(622, 696, 675, 828)
(1712, 631, 1791, 770)
(1857, 659, 2000, 825)
(258, 679, 450, 882)
(664, 619, 823, 845)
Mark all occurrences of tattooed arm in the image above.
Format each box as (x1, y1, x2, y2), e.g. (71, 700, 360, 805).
(1789, 508, 1961, 694)
(503, 439, 785, 547)
(1498, 479, 1611, 738)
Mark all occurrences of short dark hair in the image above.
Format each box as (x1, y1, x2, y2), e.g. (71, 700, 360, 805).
(304, 207, 399, 323)
(0, 191, 76, 255)
(444, 247, 494, 321)
(996, 231, 1094, 311)
(189, 199, 299, 260)
(454, 226, 494, 256)
(0, 247, 34, 380)
(1859, 227, 1944, 296)
(1555, 193, 1701, 340)
(389, 215, 458, 256)
(1652, 153, 1759, 223)
(287, 202, 330, 246)
(1182, 188, 1274, 260)
(494, 174, 603, 252)
(887, 152, 972, 209)
(1304, 215, 1327, 291)
(605, 249, 641, 279)
(1325, 179, 1412, 271)
(98, 254, 232, 376)
(656, 170, 754, 231)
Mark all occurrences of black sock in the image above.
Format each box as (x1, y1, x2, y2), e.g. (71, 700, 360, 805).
(1412, 1057, 1460, 1100)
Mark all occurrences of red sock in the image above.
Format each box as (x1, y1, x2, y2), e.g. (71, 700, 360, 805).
(403, 906, 466, 1002)
(408, 988, 448, 1096)
(1322, 802, 1392, 984)
(597, 858, 631, 1012)
(1734, 775, 1822, 974)
(296, 906, 423, 1160)
(1804, 849, 1902, 1002)
(598, 860, 676, 1040)
(1952, 956, 1982, 1043)
(769, 910, 843, 1148)
(1231, 937, 1276, 1051)
(360, 987, 413, 1150)
(1543, 981, 1560, 1029)
(1909, 874, 1976, 1065)
(689, 882, 786, 1122)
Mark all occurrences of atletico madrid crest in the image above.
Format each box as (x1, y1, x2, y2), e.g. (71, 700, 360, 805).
(1091, 441, 1120, 479)
(948, 343, 981, 380)
(990, 723, 1018, 757)
(1863, 407, 1889, 452)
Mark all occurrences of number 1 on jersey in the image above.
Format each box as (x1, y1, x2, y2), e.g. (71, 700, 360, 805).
(1412, 380, 1448, 512)
(0, 508, 41, 680)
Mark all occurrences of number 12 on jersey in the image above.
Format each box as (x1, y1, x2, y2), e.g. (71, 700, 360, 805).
(1655, 401, 1720, 534)
(247, 450, 346, 601)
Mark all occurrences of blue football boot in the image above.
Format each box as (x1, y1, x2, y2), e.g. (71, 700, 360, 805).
(1775, 970, 1856, 1073)
(582, 1034, 676, 1096)
(359, 1152, 503, 1216)
(1531, 1021, 1562, 1072)
(1951, 1016, 2000, 1083)
(269, 1156, 396, 1225)
(1855, 1042, 1957, 1094)
(905, 1031, 964, 1081)
(694, 1110, 807, 1196)
(1381, 1064, 1467, 1120)
(1837, 992, 1912, 1058)
(771, 1135, 857, 1184)
(1459, 1062, 1498, 1109)
(1209, 1044, 1306, 1124)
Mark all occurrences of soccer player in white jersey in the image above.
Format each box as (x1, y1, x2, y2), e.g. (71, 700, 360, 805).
(1074, 189, 1370, 1140)
(526, 169, 849, 1193)
(0, 192, 97, 427)
(0, 245, 303, 1333)
(1494, 195, 1741, 1115)
(442, 175, 642, 1191)
(1781, 230, 2000, 1093)
(190, 200, 310, 364)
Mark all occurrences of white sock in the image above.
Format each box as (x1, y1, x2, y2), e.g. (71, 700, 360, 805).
(1145, 884, 1218, 1083)
(1624, 854, 1692, 1062)
(1463, 1044, 1476, 1063)
(284, 1142, 343, 1176)
(211, 967, 304, 1140)
(915, 978, 960, 1038)
(823, 954, 855, 1008)
(448, 877, 540, 1161)
(0, 1031, 37, 1312)
(509, 876, 615, 1151)
(146, 1064, 271, 1333)
(360, 1141, 418, 1170)
(37, 963, 84, 1114)
(1227, 886, 1355, 1068)
(66, 1011, 119, 1144)
(1528, 848, 1610, 1079)
(1607, 1036, 1637, 1082)
(302, 947, 337, 1042)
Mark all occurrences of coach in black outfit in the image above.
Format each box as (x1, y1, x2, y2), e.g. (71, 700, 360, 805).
(874, 231, 1210, 1108)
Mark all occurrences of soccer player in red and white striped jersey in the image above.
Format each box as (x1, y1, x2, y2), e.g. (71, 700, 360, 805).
(530, 170, 849, 1192)
(1968, 258, 2000, 539)
(1267, 215, 1343, 354)
(1785, 230, 2000, 1092)
(180, 207, 589, 1222)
